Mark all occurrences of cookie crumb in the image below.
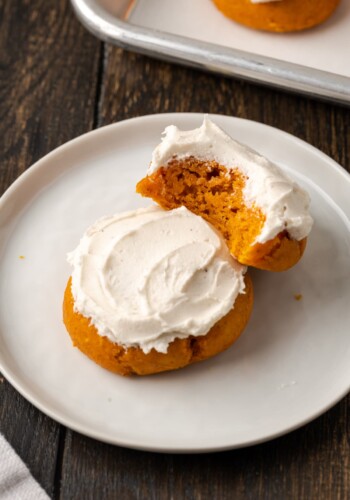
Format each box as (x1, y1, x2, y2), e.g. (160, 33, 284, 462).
(19, 255, 25, 260)
(294, 293, 302, 301)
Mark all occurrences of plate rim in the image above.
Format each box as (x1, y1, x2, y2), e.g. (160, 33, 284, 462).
(2, 112, 350, 205)
(1, 112, 350, 453)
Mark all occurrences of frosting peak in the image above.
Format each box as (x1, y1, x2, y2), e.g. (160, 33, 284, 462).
(149, 117, 313, 243)
(68, 206, 246, 354)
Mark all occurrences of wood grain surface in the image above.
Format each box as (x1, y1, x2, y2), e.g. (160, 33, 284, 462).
(0, 1, 349, 499)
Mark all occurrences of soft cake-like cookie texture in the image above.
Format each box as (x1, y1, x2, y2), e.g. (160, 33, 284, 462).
(63, 274, 253, 376)
(63, 206, 253, 376)
(136, 118, 313, 271)
(212, 0, 340, 32)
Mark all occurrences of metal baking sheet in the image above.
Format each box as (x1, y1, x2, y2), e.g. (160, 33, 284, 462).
(71, 0, 350, 105)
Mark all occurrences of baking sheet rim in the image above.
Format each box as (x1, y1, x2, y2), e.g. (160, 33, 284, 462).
(71, 0, 350, 105)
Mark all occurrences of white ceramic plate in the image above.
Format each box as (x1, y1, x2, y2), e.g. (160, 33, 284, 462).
(1, 113, 350, 453)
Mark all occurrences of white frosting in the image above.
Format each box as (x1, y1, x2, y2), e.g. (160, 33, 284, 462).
(149, 117, 313, 243)
(68, 206, 246, 354)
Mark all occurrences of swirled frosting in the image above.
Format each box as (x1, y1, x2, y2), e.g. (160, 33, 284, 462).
(68, 206, 246, 354)
(149, 117, 313, 243)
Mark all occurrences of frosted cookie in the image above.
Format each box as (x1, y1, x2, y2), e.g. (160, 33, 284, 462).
(63, 206, 253, 376)
(212, 0, 340, 32)
(136, 117, 313, 271)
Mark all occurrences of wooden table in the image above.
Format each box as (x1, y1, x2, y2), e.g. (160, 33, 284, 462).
(1, 1, 349, 498)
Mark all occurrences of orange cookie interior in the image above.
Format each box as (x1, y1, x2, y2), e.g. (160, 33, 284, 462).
(136, 158, 306, 271)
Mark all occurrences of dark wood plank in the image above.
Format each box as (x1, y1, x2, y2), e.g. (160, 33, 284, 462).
(98, 48, 350, 173)
(0, 378, 62, 496)
(0, 0, 102, 195)
(60, 398, 349, 500)
(59, 47, 350, 500)
(0, 0, 102, 497)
